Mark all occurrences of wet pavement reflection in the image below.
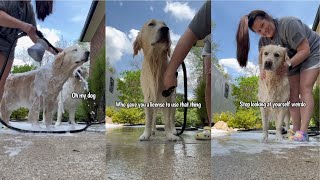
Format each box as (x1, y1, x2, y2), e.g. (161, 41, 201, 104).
(106, 126, 211, 180)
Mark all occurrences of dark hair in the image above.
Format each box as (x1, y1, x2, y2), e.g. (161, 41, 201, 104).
(236, 10, 272, 67)
(35, 0, 53, 21)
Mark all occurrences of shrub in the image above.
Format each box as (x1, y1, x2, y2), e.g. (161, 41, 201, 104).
(112, 108, 144, 125)
(194, 79, 207, 125)
(312, 85, 319, 130)
(106, 106, 117, 118)
(213, 111, 235, 125)
(232, 108, 261, 129)
(10, 108, 28, 120)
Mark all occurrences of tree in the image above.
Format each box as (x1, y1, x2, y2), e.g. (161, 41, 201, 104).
(117, 70, 143, 103)
(232, 76, 259, 109)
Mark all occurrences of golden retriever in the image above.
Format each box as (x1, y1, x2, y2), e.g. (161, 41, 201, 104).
(0, 46, 89, 128)
(258, 45, 290, 142)
(55, 66, 89, 126)
(133, 19, 178, 141)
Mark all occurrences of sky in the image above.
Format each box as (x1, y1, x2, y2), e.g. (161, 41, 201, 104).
(106, 0, 206, 97)
(13, 0, 92, 66)
(212, 0, 319, 81)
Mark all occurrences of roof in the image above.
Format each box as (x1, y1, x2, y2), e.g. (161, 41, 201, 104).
(312, 5, 319, 31)
(79, 1, 105, 42)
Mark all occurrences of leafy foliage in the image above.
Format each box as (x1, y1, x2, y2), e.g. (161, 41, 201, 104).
(11, 64, 37, 73)
(117, 70, 143, 103)
(112, 108, 144, 125)
(194, 79, 207, 125)
(232, 76, 259, 109)
(311, 85, 319, 130)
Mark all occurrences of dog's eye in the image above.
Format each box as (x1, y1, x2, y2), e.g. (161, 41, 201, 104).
(72, 49, 78, 52)
(264, 52, 268, 56)
(274, 53, 279, 57)
(148, 22, 155, 26)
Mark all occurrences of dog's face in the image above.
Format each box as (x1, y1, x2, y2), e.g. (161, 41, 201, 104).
(259, 45, 289, 72)
(54, 45, 90, 70)
(73, 66, 88, 80)
(133, 19, 171, 56)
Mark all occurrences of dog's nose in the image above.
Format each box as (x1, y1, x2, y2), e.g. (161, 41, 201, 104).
(264, 61, 272, 70)
(160, 26, 169, 34)
(84, 51, 90, 61)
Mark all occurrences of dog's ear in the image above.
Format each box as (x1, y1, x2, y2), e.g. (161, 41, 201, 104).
(258, 46, 264, 65)
(133, 33, 141, 57)
(55, 51, 65, 68)
(284, 48, 290, 62)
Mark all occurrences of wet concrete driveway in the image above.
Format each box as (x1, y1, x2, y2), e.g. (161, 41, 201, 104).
(106, 126, 211, 180)
(211, 131, 320, 180)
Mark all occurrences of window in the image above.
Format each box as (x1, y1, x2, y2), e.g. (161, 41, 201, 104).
(224, 83, 229, 99)
(109, 77, 114, 93)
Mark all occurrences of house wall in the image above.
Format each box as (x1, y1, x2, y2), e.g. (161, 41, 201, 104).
(212, 64, 236, 115)
(89, 15, 106, 75)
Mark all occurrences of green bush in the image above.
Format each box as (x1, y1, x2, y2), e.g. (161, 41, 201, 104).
(175, 108, 201, 127)
(213, 111, 235, 125)
(112, 108, 144, 125)
(232, 108, 261, 129)
(194, 79, 207, 125)
(106, 106, 117, 118)
(10, 108, 28, 120)
(312, 85, 319, 130)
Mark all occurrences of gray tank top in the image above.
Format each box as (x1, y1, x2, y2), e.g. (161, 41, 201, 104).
(259, 17, 320, 59)
(0, 1, 36, 58)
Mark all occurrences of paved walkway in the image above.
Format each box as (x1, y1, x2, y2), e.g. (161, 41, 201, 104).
(0, 125, 106, 180)
(106, 126, 211, 180)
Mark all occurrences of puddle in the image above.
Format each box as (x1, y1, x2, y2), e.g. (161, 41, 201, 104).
(211, 131, 320, 156)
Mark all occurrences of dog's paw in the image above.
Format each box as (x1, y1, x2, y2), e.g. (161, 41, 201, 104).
(55, 122, 61, 126)
(275, 136, 283, 141)
(31, 123, 41, 130)
(166, 133, 179, 141)
(45, 124, 55, 129)
(261, 137, 268, 143)
(151, 129, 157, 136)
(139, 133, 151, 141)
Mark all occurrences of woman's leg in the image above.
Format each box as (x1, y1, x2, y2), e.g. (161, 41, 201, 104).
(0, 53, 14, 100)
(288, 74, 301, 131)
(204, 55, 211, 126)
(299, 68, 319, 132)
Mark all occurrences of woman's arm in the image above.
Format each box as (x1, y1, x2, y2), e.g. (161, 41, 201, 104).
(288, 38, 310, 68)
(0, 10, 37, 43)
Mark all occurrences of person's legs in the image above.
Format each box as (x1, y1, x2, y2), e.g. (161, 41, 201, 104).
(0, 53, 14, 100)
(299, 68, 319, 132)
(288, 74, 301, 132)
(204, 55, 211, 126)
(195, 55, 211, 140)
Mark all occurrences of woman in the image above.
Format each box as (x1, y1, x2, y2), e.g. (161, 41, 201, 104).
(0, 1, 58, 100)
(163, 0, 212, 140)
(236, 10, 319, 142)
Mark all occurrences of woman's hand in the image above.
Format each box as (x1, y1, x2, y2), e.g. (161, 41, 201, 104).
(20, 22, 36, 37)
(163, 68, 177, 91)
(276, 62, 289, 76)
(260, 69, 266, 80)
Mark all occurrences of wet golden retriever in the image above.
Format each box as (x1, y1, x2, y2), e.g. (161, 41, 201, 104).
(258, 45, 290, 142)
(0, 46, 89, 128)
(55, 66, 89, 126)
(133, 19, 178, 141)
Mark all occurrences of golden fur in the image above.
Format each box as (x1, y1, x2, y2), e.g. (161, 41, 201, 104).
(258, 45, 290, 142)
(0, 46, 89, 128)
(133, 19, 178, 141)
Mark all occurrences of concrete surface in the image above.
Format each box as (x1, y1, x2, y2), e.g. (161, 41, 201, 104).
(212, 131, 320, 180)
(106, 126, 211, 180)
(0, 125, 106, 180)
